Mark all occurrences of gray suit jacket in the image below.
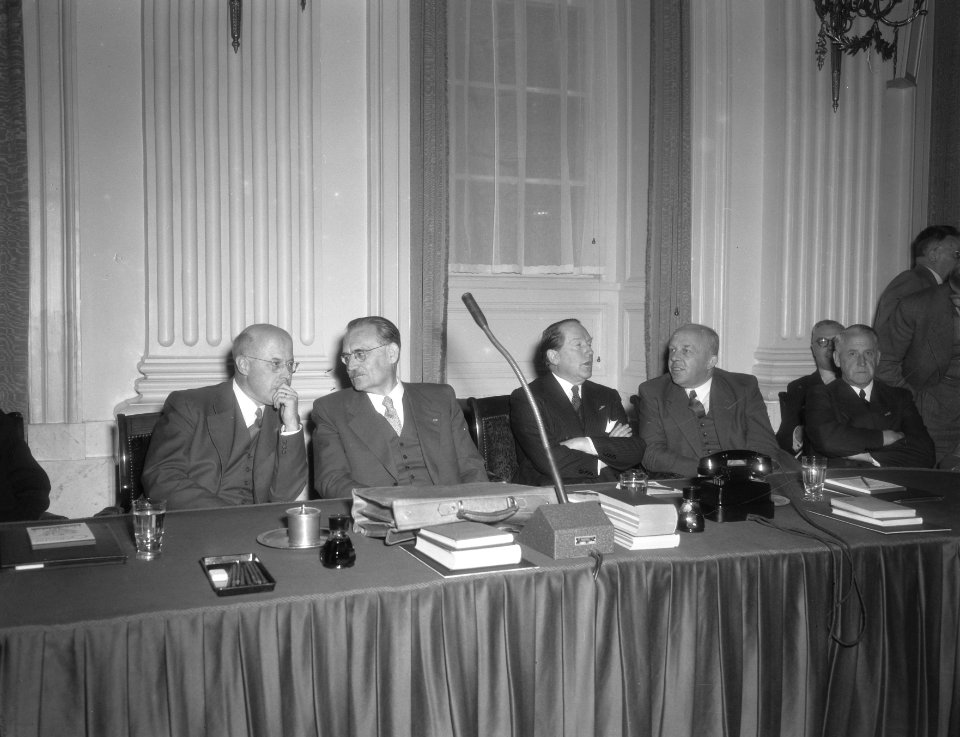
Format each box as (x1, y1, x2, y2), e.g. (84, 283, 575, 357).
(311, 382, 488, 498)
(142, 381, 308, 509)
(637, 369, 796, 477)
(873, 265, 938, 333)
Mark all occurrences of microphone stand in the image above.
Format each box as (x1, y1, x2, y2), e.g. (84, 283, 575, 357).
(460, 292, 568, 503)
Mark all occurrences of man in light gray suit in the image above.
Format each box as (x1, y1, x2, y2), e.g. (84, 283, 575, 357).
(311, 316, 487, 498)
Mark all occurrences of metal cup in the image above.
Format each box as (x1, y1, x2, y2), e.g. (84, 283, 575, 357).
(286, 505, 322, 547)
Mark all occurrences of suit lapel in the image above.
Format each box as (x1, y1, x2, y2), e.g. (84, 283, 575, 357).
(542, 374, 584, 435)
(709, 374, 738, 443)
(346, 392, 398, 481)
(579, 381, 610, 435)
(206, 383, 239, 469)
(404, 386, 441, 483)
(665, 382, 702, 455)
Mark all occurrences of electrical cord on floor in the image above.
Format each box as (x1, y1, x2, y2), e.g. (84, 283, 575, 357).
(747, 505, 866, 648)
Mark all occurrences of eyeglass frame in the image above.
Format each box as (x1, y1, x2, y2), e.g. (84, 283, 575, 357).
(339, 343, 390, 365)
(812, 337, 836, 347)
(243, 355, 300, 373)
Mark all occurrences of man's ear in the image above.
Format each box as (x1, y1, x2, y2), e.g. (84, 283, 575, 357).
(234, 355, 250, 377)
(387, 343, 401, 363)
(546, 348, 559, 368)
(707, 355, 718, 370)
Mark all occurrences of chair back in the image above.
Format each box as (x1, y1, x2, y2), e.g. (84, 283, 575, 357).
(117, 412, 162, 511)
(468, 395, 518, 483)
(9, 411, 25, 441)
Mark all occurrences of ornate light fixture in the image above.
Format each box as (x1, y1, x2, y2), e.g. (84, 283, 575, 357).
(814, 0, 927, 112)
(228, 0, 308, 54)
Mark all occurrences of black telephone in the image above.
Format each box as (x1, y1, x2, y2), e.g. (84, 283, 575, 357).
(695, 450, 774, 522)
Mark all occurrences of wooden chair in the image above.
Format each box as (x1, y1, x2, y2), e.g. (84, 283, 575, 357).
(467, 395, 519, 483)
(116, 412, 162, 511)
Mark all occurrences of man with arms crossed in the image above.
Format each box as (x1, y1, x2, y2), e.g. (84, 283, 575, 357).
(143, 323, 308, 509)
(636, 323, 796, 477)
(510, 318, 644, 485)
(806, 325, 934, 468)
(312, 316, 487, 498)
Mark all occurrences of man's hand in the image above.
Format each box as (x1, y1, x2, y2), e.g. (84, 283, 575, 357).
(560, 436, 595, 454)
(607, 421, 633, 438)
(273, 383, 300, 430)
(881, 430, 905, 446)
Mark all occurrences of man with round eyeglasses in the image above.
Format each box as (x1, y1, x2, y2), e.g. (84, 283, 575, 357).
(311, 316, 487, 498)
(143, 323, 308, 508)
(776, 319, 844, 456)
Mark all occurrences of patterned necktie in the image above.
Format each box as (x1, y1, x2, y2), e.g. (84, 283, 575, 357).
(688, 390, 706, 419)
(571, 385, 582, 414)
(248, 407, 263, 442)
(383, 396, 402, 435)
(859, 388, 868, 402)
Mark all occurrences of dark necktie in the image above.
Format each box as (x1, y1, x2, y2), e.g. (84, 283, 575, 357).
(858, 388, 868, 402)
(383, 396, 402, 435)
(248, 407, 263, 442)
(688, 390, 706, 419)
(571, 385, 582, 414)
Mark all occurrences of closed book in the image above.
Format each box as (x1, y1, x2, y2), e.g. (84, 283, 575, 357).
(26, 522, 97, 549)
(594, 491, 678, 536)
(824, 477, 905, 494)
(613, 531, 681, 551)
(831, 508, 923, 527)
(414, 537, 522, 570)
(830, 496, 916, 519)
(417, 521, 515, 550)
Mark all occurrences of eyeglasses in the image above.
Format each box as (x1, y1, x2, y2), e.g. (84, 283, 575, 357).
(340, 343, 389, 365)
(244, 356, 299, 373)
(813, 337, 835, 347)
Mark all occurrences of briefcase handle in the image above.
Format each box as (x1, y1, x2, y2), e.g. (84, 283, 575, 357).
(456, 496, 520, 523)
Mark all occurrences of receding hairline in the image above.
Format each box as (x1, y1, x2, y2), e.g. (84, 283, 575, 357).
(811, 319, 844, 335)
(669, 323, 719, 356)
(834, 323, 878, 350)
(233, 324, 291, 358)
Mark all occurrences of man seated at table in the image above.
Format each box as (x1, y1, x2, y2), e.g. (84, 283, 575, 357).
(0, 408, 52, 522)
(636, 323, 797, 478)
(776, 319, 844, 456)
(311, 316, 487, 498)
(510, 318, 643, 485)
(806, 324, 935, 468)
(142, 323, 308, 509)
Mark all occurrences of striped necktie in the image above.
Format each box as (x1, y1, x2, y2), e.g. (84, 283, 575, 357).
(688, 390, 706, 419)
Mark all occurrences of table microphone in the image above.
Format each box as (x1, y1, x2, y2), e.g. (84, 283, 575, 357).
(460, 293, 613, 559)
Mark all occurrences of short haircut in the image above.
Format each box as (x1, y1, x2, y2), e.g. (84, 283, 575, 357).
(911, 225, 959, 260)
(834, 323, 878, 351)
(346, 316, 402, 349)
(538, 318, 582, 368)
(233, 324, 288, 359)
(672, 323, 720, 357)
(811, 319, 844, 334)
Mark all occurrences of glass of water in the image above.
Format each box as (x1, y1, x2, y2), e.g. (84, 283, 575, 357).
(801, 456, 827, 502)
(133, 496, 167, 560)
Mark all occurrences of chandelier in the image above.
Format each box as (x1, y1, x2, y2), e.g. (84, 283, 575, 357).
(814, 0, 927, 112)
(228, 0, 308, 53)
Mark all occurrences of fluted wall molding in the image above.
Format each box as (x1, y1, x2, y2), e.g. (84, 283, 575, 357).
(24, 0, 82, 425)
(126, 0, 338, 412)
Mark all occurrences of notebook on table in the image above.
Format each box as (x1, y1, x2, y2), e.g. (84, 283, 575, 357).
(0, 520, 127, 570)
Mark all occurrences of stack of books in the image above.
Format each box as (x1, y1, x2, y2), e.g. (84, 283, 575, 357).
(829, 495, 922, 528)
(824, 476, 905, 495)
(414, 521, 522, 570)
(594, 488, 680, 550)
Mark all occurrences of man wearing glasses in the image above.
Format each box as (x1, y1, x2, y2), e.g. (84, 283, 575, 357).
(311, 316, 486, 498)
(143, 323, 308, 509)
(775, 319, 844, 456)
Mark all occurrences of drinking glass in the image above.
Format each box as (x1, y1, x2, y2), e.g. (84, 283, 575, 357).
(619, 469, 648, 495)
(801, 456, 827, 502)
(133, 497, 166, 560)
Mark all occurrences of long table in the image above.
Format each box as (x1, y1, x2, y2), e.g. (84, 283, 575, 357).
(1, 471, 959, 737)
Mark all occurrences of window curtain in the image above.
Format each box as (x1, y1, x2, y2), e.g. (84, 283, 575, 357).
(0, 0, 30, 416)
(448, 0, 601, 275)
(411, 0, 449, 383)
(644, 0, 690, 378)
(929, 0, 960, 227)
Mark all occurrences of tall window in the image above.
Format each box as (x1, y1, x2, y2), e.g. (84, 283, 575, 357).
(449, 0, 600, 275)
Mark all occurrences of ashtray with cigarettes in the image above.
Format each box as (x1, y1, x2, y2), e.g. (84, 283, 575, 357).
(199, 553, 276, 596)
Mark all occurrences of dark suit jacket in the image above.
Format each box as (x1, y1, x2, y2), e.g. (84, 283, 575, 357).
(142, 381, 308, 509)
(0, 410, 51, 523)
(311, 382, 488, 498)
(510, 374, 644, 486)
(873, 265, 938, 333)
(775, 370, 826, 453)
(876, 282, 954, 394)
(636, 368, 796, 478)
(805, 379, 935, 468)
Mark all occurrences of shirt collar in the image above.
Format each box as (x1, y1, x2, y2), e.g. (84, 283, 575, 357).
(685, 377, 713, 399)
(552, 373, 582, 402)
(922, 264, 944, 285)
(364, 380, 405, 409)
(232, 379, 263, 427)
(849, 380, 874, 401)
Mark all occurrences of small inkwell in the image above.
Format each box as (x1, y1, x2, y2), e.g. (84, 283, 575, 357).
(321, 514, 356, 569)
(678, 486, 705, 533)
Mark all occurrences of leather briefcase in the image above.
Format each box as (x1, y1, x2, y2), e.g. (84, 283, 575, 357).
(352, 482, 558, 543)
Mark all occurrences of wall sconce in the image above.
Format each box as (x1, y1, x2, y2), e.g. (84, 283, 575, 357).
(813, 0, 927, 112)
(228, 0, 308, 53)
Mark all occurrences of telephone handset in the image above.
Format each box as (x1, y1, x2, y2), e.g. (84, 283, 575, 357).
(695, 449, 774, 522)
(697, 450, 772, 481)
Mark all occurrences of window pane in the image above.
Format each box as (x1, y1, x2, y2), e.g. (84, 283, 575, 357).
(524, 183, 561, 267)
(526, 92, 562, 179)
(526, 3, 560, 89)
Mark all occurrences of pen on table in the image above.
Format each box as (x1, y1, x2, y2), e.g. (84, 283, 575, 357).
(858, 476, 874, 488)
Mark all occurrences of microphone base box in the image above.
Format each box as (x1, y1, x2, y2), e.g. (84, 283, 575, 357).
(517, 501, 614, 560)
